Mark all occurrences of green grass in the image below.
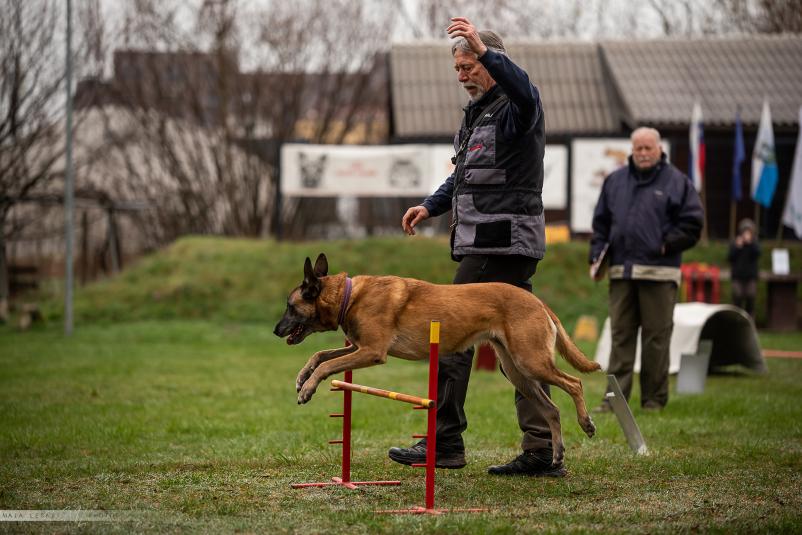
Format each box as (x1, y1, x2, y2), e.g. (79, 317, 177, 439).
(1, 322, 801, 533)
(26, 235, 802, 331)
(3, 236, 802, 532)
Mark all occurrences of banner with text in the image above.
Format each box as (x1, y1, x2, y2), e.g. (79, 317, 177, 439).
(281, 143, 568, 209)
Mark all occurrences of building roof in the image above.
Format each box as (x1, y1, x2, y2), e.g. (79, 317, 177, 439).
(601, 34, 802, 128)
(390, 35, 802, 139)
(391, 41, 621, 138)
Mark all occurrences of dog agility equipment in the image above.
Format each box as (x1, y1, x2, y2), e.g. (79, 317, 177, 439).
(292, 321, 486, 514)
(290, 367, 401, 491)
(604, 375, 648, 455)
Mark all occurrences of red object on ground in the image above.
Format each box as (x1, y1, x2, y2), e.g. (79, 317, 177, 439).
(681, 262, 720, 304)
(763, 349, 802, 359)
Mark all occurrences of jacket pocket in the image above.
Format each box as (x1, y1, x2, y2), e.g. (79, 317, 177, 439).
(465, 168, 506, 185)
(465, 125, 496, 166)
(473, 191, 542, 216)
(475, 220, 512, 248)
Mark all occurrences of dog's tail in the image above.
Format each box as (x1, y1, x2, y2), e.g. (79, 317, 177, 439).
(544, 303, 601, 373)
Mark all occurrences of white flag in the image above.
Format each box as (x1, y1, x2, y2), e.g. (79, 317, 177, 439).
(688, 102, 704, 192)
(781, 106, 802, 238)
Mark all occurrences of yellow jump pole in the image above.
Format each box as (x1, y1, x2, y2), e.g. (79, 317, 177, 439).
(331, 380, 434, 408)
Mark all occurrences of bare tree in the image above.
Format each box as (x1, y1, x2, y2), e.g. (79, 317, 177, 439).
(0, 0, 102, 321)
(83, 0, 392, 243)
(715, 0, 802, 34)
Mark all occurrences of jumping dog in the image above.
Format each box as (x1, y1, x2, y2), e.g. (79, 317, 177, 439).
(274, 253, 601, 467)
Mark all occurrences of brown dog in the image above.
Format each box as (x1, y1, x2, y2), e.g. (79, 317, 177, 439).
(274, 253, 601, 466)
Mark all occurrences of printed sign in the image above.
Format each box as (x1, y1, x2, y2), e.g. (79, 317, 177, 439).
(282, 143, 568, 209)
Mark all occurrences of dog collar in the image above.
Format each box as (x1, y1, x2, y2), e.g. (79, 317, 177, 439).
(337, 276, 352, 326)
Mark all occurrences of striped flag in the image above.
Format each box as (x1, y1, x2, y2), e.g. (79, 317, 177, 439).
(689, 102, 705, 192)
(781, 106, 802, 238)
(751, 100, 779, 207)
(732, 109, 745, 201)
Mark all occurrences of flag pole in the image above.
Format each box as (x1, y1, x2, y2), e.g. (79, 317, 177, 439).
(776, 184, 790, 243)
(729, 201, 736, 240)
(700, 181, 709, 244)
(754, 205, 761, 239)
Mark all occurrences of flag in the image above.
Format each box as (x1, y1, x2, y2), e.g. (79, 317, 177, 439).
(751, 99, 779, 207)
(781, 106, 802, 238)
(732, 109, 745, 201)
(689, 102, 705, 192)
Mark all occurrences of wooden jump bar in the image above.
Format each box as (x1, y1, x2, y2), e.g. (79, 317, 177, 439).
(331, 380, 434, 408)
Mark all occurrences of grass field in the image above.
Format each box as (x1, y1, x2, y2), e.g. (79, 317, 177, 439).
(2, 237, 801, 533)
(2, 326, 801, 533)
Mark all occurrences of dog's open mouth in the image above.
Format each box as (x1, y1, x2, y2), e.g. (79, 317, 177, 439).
(286, 323, 306, 345)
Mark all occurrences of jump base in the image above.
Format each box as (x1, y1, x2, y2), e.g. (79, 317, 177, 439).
(291, 476, 401, 490)
(376, 506, 489, 515)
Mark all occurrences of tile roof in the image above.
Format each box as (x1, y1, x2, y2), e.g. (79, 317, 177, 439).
(601, 34, 802, 128)
(390, 41, 620, 138)
(390, 35, 802, 137)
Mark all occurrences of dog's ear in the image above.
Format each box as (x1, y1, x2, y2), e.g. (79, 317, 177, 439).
(302, 257, 321, 301)
(313, 253, 328, 277)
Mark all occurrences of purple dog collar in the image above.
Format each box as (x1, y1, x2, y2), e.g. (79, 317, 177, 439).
(337, 276, 352, 326)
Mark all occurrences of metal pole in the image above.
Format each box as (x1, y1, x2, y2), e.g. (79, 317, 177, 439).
(64, 0, 75, 336)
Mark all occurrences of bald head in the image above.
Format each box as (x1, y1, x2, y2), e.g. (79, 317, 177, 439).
(630, 127, 663, 170)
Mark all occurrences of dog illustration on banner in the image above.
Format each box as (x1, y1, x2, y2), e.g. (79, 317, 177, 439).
(388, 159, 422, 189)
(298, 153, 327, 189)
(274, 253, 601, 467)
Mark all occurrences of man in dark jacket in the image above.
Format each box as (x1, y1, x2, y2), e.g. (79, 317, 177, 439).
(392, 17, 562, 477)
(590, 127, 704, 412)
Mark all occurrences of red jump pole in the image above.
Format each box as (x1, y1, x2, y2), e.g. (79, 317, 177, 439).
(341, 369, 353, 485)
(377, 320, 488, 515)
(425, 320, 440, 510)
(291, 368, 401, 490)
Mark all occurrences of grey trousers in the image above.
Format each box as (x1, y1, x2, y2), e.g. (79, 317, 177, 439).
(606, 279, 677, 408)
(435, 254, 553, 453)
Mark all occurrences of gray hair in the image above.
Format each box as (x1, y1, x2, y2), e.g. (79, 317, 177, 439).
(451, 30, 506, 57)
(630, 126, 662, 143)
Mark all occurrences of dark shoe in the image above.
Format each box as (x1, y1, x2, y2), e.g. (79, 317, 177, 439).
(593, 401, 613, 414)
(642, 400, 664, 411)
(388, 440, 466, 469)
(487, 449, 567, 477)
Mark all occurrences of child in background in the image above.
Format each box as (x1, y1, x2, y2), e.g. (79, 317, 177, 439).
(728, 218, 761, 318)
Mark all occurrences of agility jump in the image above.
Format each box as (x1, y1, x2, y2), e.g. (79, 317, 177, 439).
(330, 380, 434, 408)
(291, 321, 486, 515)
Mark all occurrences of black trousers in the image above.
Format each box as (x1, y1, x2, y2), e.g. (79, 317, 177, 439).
(436, 254, 553, 453)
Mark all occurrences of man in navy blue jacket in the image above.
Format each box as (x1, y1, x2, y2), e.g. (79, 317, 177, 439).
(392, 18, 563, 477)
(590, 127, 704, 411)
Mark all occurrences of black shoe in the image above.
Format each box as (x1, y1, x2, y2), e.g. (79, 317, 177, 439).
(642, 400, 664, 411)
(388, 440, 466, 469)
(487, 449, 567, 477)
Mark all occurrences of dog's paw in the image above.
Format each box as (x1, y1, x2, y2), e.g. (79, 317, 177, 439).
(295, 369, 312, 392)
(581, 416, 596, 438)
(297, 385, 316, 404)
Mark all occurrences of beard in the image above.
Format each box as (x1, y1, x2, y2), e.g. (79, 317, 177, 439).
(463, 83, 485, 102)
